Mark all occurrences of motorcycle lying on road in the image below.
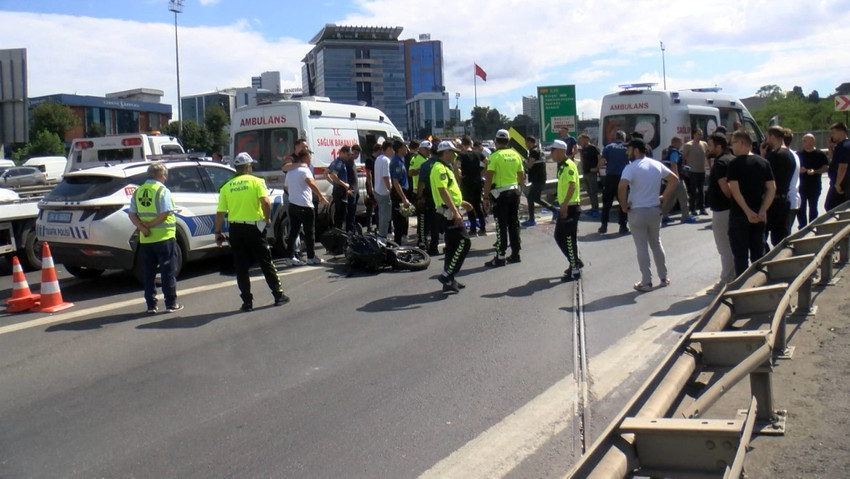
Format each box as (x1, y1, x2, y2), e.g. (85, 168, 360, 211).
(320, 225, 430, 273)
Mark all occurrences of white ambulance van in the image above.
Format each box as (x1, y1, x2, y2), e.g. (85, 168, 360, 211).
(230, 97, 402, 235)
(65, 133, 184, 175)
(599, 84, 764, 154)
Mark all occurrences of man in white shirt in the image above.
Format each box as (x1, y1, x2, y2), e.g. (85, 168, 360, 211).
(373, 142, 394, 238)
(283, 149, 329, 266)
(618, 139, 679, 292)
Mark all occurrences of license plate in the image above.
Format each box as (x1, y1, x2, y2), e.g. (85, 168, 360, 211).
(47, 211, 72, 223)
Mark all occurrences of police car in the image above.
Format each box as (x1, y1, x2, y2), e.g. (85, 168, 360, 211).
(36, 159, 256, 280)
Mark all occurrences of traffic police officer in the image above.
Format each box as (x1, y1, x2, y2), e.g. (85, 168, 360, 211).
(551, 140, 584, 281)
(432, 141, 472, 293)
(128, 162, 183, 314)
(483, 129, 525, 266)
(214, 152, 289, 312)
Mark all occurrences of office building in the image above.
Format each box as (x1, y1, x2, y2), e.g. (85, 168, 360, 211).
(407, 92, 450, 139)
(522, 95, 539, 123)
(182, 90, 236, 125)
(251, 71, 281, 94)
(29, 88, 172, 142)
(403, 35, 444, 98)
(302, 24, 407, 135)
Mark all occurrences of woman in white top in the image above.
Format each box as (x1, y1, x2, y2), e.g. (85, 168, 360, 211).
(284, 149, 329, 265)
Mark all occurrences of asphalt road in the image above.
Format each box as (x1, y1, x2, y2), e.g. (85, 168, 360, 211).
(0, 212, 721, 478)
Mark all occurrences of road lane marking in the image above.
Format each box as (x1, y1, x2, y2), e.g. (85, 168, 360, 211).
(419, 310, 697, 479)
(0, 267, 309, 336)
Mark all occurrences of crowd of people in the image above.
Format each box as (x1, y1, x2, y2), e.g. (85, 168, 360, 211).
(131, 121, 850, 310)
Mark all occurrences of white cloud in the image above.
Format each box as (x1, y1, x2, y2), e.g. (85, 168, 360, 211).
(0, 12, 309, 115)
(199, 0, 221, 5)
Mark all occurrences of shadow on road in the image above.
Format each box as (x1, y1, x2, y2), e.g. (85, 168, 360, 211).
(136, 310, 240, 329)
(45, 312, 145, 331)
(358, 291, 447, 312)
(480, 276, 563, 298)
(582, 290, 640, 311)
(650, 294, 714, 317)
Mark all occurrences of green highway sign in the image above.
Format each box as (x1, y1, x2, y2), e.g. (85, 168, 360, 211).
(537, 85, 577, 143)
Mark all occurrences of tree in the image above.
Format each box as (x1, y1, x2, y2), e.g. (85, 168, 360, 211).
(203, 105, 229, 156)
(87, 121, 105, 137)
(30, 100, 79, 140)
(790, 86, 804, 99)
(164, 119, 211, 153)
(752, 94, 842, 132)
(509, 114, 537, 137)
(756, 84, 783, 99)
(12, 129, 66, 161)
(470, 106, 509, 140)
(807, 90, 820, 103)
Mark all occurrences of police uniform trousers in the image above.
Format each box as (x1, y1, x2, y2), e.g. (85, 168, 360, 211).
(442, 215, 471, 277)
(493, 188, 521, 256)
(229, 222, 283, 304)
(554, 205, 581, 269)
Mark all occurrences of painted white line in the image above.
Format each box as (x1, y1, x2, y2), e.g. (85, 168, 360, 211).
(0, 267, 310, 336)
(419, 311, 695, 479)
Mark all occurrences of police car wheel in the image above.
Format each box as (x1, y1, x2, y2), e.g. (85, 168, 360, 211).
(66, 265, 105, 279)
(20, 224, 43, 271)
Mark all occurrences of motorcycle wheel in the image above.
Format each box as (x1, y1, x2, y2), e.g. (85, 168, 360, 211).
(389, 247, 430, 271)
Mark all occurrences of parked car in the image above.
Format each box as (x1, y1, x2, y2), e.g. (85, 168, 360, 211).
(1, 166, 47, 188)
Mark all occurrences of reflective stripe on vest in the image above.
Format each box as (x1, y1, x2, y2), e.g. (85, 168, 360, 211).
(134, 182, 176, 243)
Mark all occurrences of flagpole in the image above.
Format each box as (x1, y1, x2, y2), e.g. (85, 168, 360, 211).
(474, 63, 478, 108)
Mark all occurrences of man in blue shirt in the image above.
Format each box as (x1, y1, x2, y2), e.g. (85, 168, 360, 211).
(599, 130, 630, 234)
(327, 145, 353, 231)
(390, 139, 411, 244)
(558, 126, 578, 158)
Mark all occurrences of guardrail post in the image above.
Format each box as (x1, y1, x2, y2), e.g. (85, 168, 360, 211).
(795, 277, 816, 317)
(840, 237, 850, 264)
(819, 253, 835, 285)
(749, 371, 786, 435)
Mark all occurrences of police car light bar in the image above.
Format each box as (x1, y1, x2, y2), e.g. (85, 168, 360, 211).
(618, 82, 658, 90)
(683, 87, 723, 93)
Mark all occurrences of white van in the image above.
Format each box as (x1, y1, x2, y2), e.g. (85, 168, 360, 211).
(599, 84, 764, 154)
(65, 133, 184, 175)
(23, 156, 67, 183)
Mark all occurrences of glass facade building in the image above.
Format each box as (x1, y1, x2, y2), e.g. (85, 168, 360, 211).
(182, 91, 234, 125)
(404, 39, 444, 98)
(302, 25, 408, 136)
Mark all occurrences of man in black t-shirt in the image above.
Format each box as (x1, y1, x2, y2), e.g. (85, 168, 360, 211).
(578, 133, 600, 215)
(797, 133, 830, 226)
(707, 134, 735, 290)
(826, 122, 850, 210)
(363, 143, 381, 230)
(455, 135, 487, 235)
(522, 136, 550, 227)
(761, 126, 796, 247)
(727, 130, 776, 276)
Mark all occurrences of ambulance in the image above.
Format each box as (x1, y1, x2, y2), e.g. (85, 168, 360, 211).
(230, 97, 402, 234)
(598, 84, 764, 154)
(65, 133, 185, 175)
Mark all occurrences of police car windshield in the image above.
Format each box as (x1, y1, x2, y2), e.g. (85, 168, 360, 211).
(45, 172, 148, 202)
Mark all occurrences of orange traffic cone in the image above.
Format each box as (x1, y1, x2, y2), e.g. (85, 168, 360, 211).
(5, 256, 41, 313)
(32, 242, 74, 313)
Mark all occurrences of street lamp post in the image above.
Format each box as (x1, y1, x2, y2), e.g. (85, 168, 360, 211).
(660, 41, 667, 90)
(169, 0, 183, 138)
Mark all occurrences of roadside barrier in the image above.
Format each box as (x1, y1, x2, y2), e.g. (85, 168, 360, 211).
(31, 242, 74, 313)
(5, 256, 40, 313)
(568, 201, 850, 478)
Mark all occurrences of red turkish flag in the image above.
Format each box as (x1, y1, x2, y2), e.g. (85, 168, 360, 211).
(475, 63, 487, 82)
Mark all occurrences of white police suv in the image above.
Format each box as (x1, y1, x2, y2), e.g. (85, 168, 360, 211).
(36, 159, 257, 280)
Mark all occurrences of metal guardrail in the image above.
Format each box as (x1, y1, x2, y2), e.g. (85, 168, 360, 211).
(568, 201, 850, 478)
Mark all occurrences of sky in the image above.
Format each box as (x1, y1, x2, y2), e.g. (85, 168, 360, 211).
(1, 0, 849, 129)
